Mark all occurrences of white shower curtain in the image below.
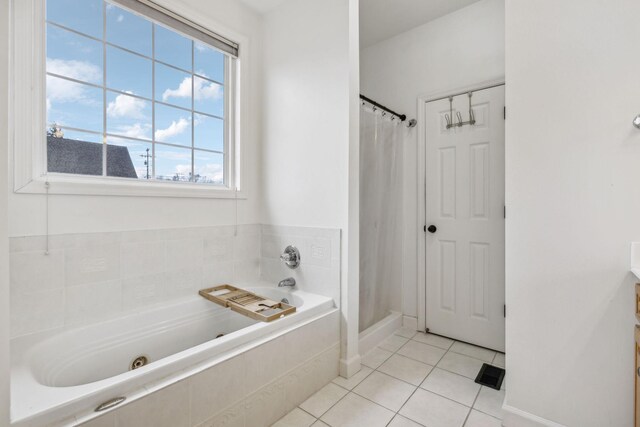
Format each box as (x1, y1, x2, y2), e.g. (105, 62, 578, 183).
(359, 104, 404, 333)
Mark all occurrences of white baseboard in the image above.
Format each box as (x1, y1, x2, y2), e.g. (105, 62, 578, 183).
(502, 404, 567, 427)
(358, 311, 403, 356)
(402, 315, 418, 330)
(339, 354, 361, 378)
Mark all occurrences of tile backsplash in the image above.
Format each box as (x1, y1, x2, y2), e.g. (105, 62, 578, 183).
(9, 224, 261, 338)
(10, 224, 341, 338)
(260, 225, 341, 309)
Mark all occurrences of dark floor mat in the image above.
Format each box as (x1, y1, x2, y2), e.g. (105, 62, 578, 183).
(474, 363, 505, 390)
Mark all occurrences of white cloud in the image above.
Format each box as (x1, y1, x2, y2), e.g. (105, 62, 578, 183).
(117, 14, 124, 22)
(195, 162, 223, 183)
(118, 123, 151, 140)
(47, 58, 101, 86)
(162, 77, 191, 101)
(194, 78, 223, 101)
(175, 164, 192, 175)
(155, 118, 189, 141)
(162, 77, 222, 103)
(107, 93, 146, 118)
(46, 58, 101, 108)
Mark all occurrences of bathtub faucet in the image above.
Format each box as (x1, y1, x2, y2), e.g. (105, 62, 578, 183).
(278, 277, 296, 288)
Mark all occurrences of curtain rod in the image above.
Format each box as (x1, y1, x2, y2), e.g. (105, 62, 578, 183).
(360, 94, 406, 122)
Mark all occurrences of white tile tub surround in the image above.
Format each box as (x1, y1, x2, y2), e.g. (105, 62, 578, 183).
(12, 300, 340, 427)
(82, 327, 339, 427)
(9, 224, 261, 338)
(260, 225, 341, 307)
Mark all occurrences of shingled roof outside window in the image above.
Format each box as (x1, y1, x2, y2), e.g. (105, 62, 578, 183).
(47, 136, 138, 179)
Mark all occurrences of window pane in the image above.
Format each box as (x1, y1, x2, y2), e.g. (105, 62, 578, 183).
(194, 114, 223, 152)
(47, 129, 103, 176)
(47, 0, 103, 39)
(47, 24, 103, 85)
(106, 46, 152, 98)
(45, 0, 231, 185)
(194, 76, 224, 117)
(47, 75, 103, 133)
(194, 43, 224, 83)
(106, 136, 152, 179)
(154, 24, 192, 71)
(155, 63, 192, 109)
(53, 128, 102, 143)
(155, 103, 192, 146)
(106, 91, 152, 140)
(154, 144, 192, 182)
(193, 150, 224, 185)
(106, 3, 152, 56)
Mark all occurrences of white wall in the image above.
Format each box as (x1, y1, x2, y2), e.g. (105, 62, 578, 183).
(261, 0, 360, 375)
(261, 0, 350, 229)
(0, 0, 9, 423)
(504, 1, 640, 426)
(8, 0, 264, 238)
(360, 0, 505, 320)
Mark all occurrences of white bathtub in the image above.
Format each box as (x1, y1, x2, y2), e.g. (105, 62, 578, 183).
(10, 283, 335, 426)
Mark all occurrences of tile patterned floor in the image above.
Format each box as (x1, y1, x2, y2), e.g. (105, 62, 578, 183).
(272, 327, 505, 427)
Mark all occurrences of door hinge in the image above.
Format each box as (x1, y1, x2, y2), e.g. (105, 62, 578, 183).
(504, 304, 506, 317)
(503, 106, 506, 120)
(423, 225, 426, 233)
(504, 206, 506, 219)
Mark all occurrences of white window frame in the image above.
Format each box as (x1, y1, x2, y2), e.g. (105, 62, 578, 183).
(10, 0, 249, 199)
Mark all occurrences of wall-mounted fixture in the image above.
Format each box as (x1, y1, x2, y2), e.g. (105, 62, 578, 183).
(633, 115, 640, 129)
(360, 94, 417, 128)
(445, 92, 476, 129)
(278, 277, 296, 288)
(280, 245, 301, 269)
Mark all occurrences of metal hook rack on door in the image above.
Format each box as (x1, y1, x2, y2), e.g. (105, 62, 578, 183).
(445, 92, 476, 129)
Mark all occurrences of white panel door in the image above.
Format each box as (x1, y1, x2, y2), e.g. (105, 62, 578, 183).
(425, 85, 505, 352)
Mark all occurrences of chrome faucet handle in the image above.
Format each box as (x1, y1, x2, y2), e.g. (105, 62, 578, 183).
(278, 277, 296, 288)
(280, 245, 300, 269)
(280, 253, 292, 262)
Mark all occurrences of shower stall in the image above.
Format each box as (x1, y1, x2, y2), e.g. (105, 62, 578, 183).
(359, 97, 407, 334)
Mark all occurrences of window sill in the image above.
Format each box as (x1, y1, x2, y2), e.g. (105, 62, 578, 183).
(15, 174, 247, 199)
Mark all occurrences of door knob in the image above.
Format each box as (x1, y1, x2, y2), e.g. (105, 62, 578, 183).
(427, 225, 437, 233)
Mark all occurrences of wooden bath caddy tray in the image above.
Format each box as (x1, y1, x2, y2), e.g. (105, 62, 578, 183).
(199, 285, 296, 322)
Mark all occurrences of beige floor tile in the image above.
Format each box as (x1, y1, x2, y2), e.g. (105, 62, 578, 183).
(378, 354, 433, 386)
(388, 415, 423, 427)
(492, 353, 505, 368)
(273, 408, 316, 427)
(311, 421, 330, 427)
(450, 342, 496, 363)
(361, 347, 394, 369)
(321, 393, 395, 427)
(300, 383, 348, 418)
(353, 371, 416, 412)
(397, 340, 447, 366)
(473, 387, 505, 419)
(420, 368, 481, 407)
(331, 366, 373, 390)
(413, 333, 454, 350)
(464, 409, 502, 427)
(395, 327, 418, 339)
(379, 334, 410, 352)
(399, 389, 470, 427)
(437, 352, 485, 379)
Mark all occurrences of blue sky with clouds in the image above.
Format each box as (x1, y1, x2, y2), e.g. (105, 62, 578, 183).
(45, 0, 226, 183)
